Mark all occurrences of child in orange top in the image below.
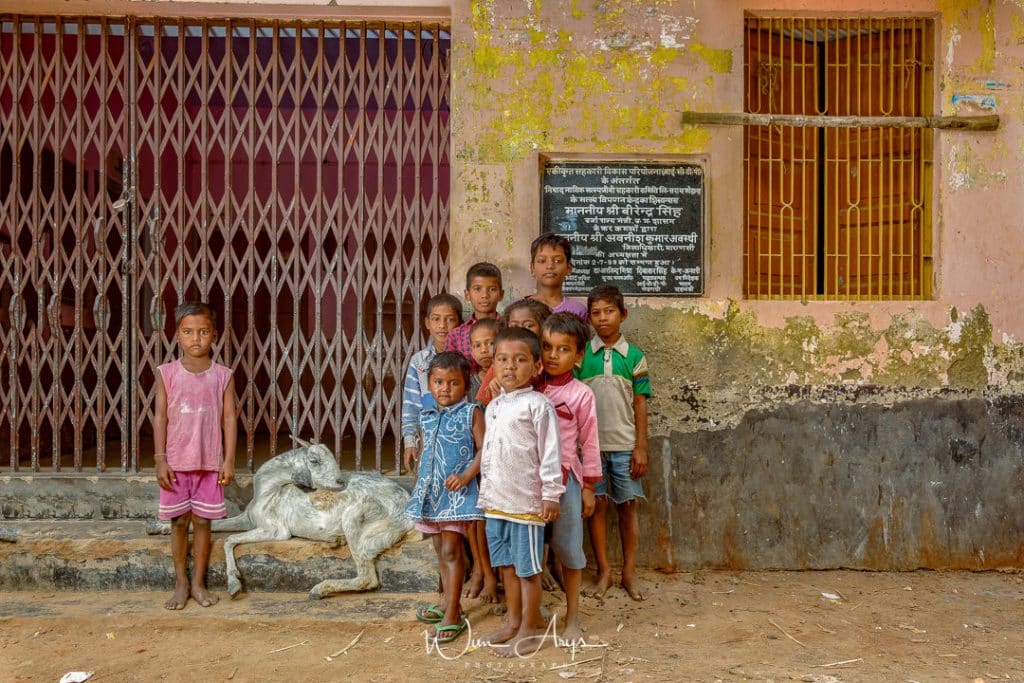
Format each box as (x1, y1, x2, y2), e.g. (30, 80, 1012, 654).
(463, 317, 501, 603)
(469, 317, 500, 400)
(475, 299, 551, 406)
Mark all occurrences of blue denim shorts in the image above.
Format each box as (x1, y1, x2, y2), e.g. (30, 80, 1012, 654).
(486, 517, 545, 578)
(593, 450, 645, 505)
(549, 475, 586, 570)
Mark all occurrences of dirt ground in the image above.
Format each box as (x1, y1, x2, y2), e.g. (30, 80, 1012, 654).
(3, 569, 1024, 682)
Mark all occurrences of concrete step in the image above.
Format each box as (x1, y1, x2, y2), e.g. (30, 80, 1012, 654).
(0, 520, 437, 594)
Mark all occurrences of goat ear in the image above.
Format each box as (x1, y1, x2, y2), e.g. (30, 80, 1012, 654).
(291, 463, 313, 489)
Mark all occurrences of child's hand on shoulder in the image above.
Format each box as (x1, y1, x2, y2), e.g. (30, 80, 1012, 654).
(540, 499, 560, 522)
(156, 459, 176, 491)
(219, 461, 235, 487)
(444, 472, 469, 491)
(630, 447, 648, 479)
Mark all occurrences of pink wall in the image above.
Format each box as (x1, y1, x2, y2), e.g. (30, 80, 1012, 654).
(449, 0, 1024, 341)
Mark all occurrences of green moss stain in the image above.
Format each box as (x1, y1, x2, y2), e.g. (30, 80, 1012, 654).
(473, 39, 514, 79)
(976, 3, 997, 73)
(650, 46, 683, 67)
(628, 304, 998, 412)
(688, 41, 733, 74)
(462, 0, 715, 163)
(946, 305, 992, 387)
(1011, 11, 1024, 44)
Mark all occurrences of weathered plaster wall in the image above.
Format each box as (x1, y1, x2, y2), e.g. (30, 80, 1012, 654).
(451, 0, 1024, 569)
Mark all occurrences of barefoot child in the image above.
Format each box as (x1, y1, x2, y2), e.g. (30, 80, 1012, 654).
(539, 313, 602, 643)
(445, 262, 503, 373)
(523, 233, 588, 321)
(154, 302, 237, 610)
(478, 327, 564, 657)
(578, 285, 650, 601)
(465, 317, 501, 604)
(402, 293, 463, 474)
(406, 352, 485, 642)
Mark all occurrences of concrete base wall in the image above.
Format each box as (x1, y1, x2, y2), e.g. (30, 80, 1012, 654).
(0, 521, 436, 593)
(6, 398, 1024, 573)
(636, 393, 1024, 571)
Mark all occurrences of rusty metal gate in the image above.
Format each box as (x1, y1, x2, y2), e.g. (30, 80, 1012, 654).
(0, 16, 451, 473)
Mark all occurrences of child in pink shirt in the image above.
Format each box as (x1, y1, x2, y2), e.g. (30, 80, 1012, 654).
(154, 302, 237, 610)
(538, 313, 602, 645)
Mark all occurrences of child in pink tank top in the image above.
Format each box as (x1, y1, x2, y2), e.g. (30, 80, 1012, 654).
(154, 302, 237, 610)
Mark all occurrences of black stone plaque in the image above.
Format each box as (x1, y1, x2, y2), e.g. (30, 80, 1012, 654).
(540, 160, 705, 296)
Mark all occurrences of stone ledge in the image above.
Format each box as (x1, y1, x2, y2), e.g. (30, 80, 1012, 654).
(0, 520, 436, 594)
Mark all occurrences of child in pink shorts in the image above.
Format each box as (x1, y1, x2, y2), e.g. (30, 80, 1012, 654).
(154, 302, 237, 610)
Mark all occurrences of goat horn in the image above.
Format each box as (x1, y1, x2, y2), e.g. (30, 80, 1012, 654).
(294, 436, 312, 448)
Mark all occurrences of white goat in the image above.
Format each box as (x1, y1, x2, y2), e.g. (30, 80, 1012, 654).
(148, 444, 417, 598)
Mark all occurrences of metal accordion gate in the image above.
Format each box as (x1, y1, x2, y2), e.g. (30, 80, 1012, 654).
(0, 15, 451, 473)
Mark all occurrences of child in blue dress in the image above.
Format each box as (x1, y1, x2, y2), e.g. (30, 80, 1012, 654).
(406, 351, 485, 643)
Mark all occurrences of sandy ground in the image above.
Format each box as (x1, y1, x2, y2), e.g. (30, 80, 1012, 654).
(3, 569, 1024, 682)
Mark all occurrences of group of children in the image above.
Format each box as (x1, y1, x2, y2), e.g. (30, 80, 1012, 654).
(402, 234, 651, 654)
(148, 233, 650, 655)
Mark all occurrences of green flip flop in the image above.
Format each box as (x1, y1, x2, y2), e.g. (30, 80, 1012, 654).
(433, 617, 468, 644)
(415, 604, 445, 624)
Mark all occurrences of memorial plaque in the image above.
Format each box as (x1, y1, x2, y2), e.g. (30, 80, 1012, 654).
(540, 160, 705, 296)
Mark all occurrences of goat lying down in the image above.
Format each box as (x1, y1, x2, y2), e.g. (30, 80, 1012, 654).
(148, 444, 418, 598)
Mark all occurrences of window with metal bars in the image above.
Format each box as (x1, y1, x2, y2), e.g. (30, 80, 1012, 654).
(743, 17, 934, 300)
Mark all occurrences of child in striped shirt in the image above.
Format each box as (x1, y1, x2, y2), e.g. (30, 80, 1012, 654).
(402, 293, 462, 474)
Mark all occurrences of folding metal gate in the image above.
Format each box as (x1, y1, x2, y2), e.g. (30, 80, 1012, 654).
(0, 16, 451, 473)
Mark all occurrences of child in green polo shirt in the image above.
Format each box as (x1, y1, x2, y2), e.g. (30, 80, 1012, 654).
(577, 284, 650, 602)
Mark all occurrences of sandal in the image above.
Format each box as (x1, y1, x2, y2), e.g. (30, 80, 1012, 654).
(415, 604, 445, 624)
(433, 617, 467, 643)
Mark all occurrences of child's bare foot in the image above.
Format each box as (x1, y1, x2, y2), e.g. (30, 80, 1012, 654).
(478, 575, 500, 604)
(541, 567, 560, 592)
(559, 618, 583, 647)
(190, 584, 219, 607)
(481, 621, 518, 647)
(493, 631, 542, 658)
(463, 571, 483, 599)
(620, 575, 645, 601)
(532, 606, 557, 626)
(164, 583, 189, 610)
(584, 571, 611, 597)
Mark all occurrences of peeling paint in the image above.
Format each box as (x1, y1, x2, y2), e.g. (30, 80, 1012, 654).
(459, 0, 713, 167)
(945, 26, 961, 71)
(628, 303, 1002, 435)
(976, 2, 997, 73)
(951, 93, 997, 110)
(947, 142, 1008, 191)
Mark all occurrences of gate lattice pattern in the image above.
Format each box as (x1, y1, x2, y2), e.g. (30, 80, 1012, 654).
(0, 16, 451, 473)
